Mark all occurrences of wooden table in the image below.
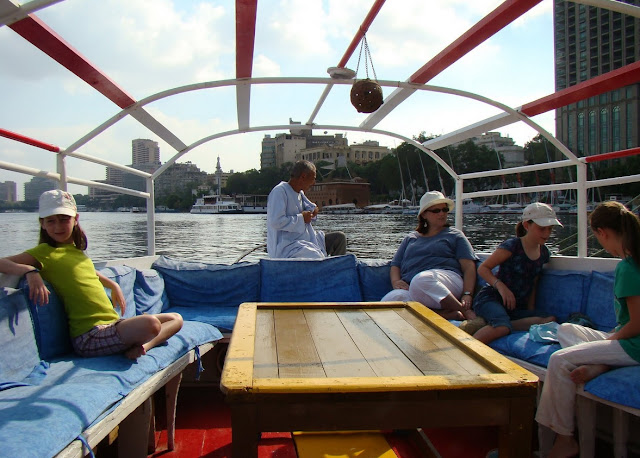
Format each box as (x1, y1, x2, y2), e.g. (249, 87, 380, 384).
(220, 302, 538, 457)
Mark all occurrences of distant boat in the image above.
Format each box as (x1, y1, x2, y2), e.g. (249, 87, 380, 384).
(364, 204, 404, 214)
(236, 194, 268, 214)
(190, 195, 243, 214)
(321, 203, 363, 214)
(461, 198, 488, 214)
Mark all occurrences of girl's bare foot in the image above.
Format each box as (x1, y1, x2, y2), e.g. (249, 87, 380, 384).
(438, 309, 465, 320)
(570, 364, 609, 384)
(124, 345, 146, 360)
(548, 434, 579, 458)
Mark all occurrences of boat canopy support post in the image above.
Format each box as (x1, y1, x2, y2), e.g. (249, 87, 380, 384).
(576, 163, 588, 258)
(455, 179, 463, 230)
(147, 177, 156, 256)
(56, 152, 67, 192)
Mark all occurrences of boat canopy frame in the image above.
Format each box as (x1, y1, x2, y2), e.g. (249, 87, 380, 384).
(1, 0, 640, 257)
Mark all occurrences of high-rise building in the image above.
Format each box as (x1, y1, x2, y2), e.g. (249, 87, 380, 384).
(0, 181, 17, 202)
(260, 135, 276, 169)
(132, 139, 160, 166)
(554, 0, 639, 158)
(24, 176, 56, 202)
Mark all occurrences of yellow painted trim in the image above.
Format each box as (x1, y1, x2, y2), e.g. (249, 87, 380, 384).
(220, 302, 258, 393)
(294, 431, 397, 458)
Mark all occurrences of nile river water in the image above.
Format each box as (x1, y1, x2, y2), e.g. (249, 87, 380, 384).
(0, 211, 603, 263)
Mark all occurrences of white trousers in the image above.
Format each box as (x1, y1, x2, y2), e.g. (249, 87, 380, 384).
(535, 323, 638, 436)
(380, 269, 463, 310)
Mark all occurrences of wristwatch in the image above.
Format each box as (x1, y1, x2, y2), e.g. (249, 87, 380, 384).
(463, 291, 472, 296)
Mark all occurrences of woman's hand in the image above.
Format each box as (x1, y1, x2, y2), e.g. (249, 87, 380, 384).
(27, 272, 50, 306)
(392, 279, 409, 290)
(460, 294, 472, 310)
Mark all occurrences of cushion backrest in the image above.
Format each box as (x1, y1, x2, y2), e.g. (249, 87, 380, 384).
(0, 287, 41, 383)
(134, 269, 169, 315)
(260, 254, 362, 302)
(357, 259, 392, 301)
(98, 265, 136, 318)
(535, 269, 590, 323)
(20, 278, 73, 360)
(584, 271, 617, 331)
(152, 256, 261, 308)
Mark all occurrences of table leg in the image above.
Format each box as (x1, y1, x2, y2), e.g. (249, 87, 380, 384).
(498, 397, 535, 457)
(231, 404, 259, 458)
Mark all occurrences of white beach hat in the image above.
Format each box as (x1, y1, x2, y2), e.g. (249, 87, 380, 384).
(418, 191, 454, 219)
(522, 202, 563, 227)
(39, 190, 77, 218)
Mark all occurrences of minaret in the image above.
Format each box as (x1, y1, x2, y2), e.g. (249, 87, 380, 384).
(216, 157, 222, 195)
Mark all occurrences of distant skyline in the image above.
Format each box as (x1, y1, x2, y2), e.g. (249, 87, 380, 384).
(0, 0, 555, 200)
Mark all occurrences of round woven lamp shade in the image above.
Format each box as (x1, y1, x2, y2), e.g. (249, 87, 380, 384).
(350, 79, 383, 113)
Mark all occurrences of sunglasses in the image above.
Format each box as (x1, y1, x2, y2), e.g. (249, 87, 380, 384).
(426, 207, 450, 214)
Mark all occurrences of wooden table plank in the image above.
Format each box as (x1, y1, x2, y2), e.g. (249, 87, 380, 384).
(365, 308, 487, 376)
(337, 309, 422, 377)
(396, 308, 490, 375)
(254, 309, 278, 378)
(274, 309, 325, 378)
(304, 309, 376, 378)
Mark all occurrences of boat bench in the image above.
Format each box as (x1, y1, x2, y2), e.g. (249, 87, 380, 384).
(151, 254, 639, 456)
(0, 264, 223, 458)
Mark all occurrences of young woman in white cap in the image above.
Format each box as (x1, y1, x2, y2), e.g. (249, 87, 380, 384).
(0, 190, 183, 360)
(536, 201, 640, 458)
(381, 191, 478, 320)
(471, 202, 559, 345)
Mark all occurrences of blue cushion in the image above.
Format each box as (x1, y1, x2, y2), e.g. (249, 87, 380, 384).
(20, 278, 73, 360)
(134, 269, 169, 315)
(152, 256, 261, 309)
(98, 265, 136, 319)
(584, 271, 617, 331)
(260, 254, 362, 302)
(535, 270, 590, 323)
(165, 305, 238, 332)
(0, 288, 41, 384)
(357, 259, 392, 301)
(489, 331, 560, 368)
(585, 366, 640, 409)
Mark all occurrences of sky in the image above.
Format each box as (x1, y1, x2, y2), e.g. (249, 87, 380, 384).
(0, 0, 556, 200)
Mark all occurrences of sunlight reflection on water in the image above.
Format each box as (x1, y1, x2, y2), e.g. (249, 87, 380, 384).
(0, 211, 600, 263)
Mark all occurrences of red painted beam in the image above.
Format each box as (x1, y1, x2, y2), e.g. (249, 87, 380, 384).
(409, 0, 542, 84)
(337, 0, 386, 69)
(9, 15, 136, 109)
(585, 147, 640, 163)
(0, 128, 60, 152)
(236, 0, 258, 79)
(521, 61, 640, 117)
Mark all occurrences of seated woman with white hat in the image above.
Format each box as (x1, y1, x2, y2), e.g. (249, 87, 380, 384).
(381, 191, 478, 320)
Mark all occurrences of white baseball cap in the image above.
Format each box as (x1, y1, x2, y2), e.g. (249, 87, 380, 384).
(522, 202, 562, 227)
(418, 191, 454, 219)
(39, 190, 77, 218)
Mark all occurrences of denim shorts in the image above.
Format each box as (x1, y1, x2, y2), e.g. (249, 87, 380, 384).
(474, 289, 549, 330)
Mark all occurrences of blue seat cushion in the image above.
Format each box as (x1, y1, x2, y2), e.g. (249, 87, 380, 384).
(260, 254, 362, 303)
(152, 256, 260, 309)
(357, 259, 392, 301)
(535, 270, 590, 323)
(20, 278, 73, 360)
(134, 268, 169, 315)
(0, 287, 42, 385)
(99, 265, 136, 319)
(0, 320, 221, 457)
(489, 331, 560, 368)
(585, 366, 640, 409)
(165, 305, 238, 332)
(584, 271, 617, 331)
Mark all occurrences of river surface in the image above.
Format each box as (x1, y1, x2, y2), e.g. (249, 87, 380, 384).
(0, 211, 604, 263)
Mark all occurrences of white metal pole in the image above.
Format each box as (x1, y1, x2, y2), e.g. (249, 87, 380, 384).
(576, 162, 588, 258)
(455, 179, 463, 230)
(146, 177, 156, 256)
(56, 152, 67, 191)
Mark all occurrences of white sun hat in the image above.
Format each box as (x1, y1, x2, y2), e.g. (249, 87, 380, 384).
(522, 202, 563, 227)
(418, 191, 454, 219)
(39, 190, 77, 218)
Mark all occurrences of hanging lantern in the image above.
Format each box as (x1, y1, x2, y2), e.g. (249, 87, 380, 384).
(350, 35, 383, 113)
(350, 79, 383, 113)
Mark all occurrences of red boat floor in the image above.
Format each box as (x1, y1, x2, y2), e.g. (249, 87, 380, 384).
(149, 387, 499, 458)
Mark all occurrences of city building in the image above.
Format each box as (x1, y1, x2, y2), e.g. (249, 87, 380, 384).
(0, 181, 17, 202)
(24, 176, 56, 202)
(305, 178, 370, 209)
(132, 138, 160, 166)
(155, 161, 208, 198)
(298, 140, 391, 166)
(554, 0, 639, 158)
(260, 135, 276, 169)
(471, 132, 525, 169)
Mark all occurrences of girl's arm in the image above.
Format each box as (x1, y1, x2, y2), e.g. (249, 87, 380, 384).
(478, 248, 516, 309)
(97, 271, 126, 315)
(0, 254, 49, 305)
(609, 295, 640, 340)
(390, 265, 409, 290)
